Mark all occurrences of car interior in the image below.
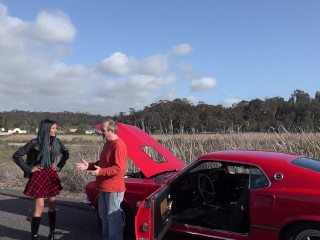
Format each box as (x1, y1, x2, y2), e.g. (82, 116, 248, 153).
(169, 161, 269, 233)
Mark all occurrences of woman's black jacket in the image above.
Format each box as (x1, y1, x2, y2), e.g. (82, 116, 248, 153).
(12, 138, 69, 178)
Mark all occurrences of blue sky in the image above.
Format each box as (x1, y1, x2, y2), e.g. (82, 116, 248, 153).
(0, 1, 319, 116)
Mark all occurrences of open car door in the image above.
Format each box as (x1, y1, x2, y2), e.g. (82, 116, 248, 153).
(135, 185, 172, 240)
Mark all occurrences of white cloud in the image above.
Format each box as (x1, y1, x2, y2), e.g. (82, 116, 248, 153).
(136, 54, 169, 75)
(127, 74, 176, 90)
(170, 43, 192, 56)
(98, 52, 169, 76)
(191, 77, 217, 92)
(99, 52, 130, 76)
(95, 74, 177, 101)
(32, 11, 76, 43)
(0, 4, 24, 53)
(0, 4, 75, 58)
(187, 96, 199, 105)
(178, 62, 194, 73)
(222, 98, 241, 107)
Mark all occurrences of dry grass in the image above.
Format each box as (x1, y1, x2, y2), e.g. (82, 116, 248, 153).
(1, 132, 320, 200)
(155, 132, 320, 163)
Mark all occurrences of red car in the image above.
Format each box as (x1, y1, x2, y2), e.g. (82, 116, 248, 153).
(85, 123, 320, 240)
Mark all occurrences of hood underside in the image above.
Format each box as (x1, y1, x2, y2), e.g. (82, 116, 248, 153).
(116, 123, 185, 178)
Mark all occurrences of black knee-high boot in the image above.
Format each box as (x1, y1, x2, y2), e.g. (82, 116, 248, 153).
(31, 216, 41, 240)
(48, 211, 56, 240)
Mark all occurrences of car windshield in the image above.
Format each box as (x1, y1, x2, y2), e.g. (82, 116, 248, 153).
(290, 157, 320, 173)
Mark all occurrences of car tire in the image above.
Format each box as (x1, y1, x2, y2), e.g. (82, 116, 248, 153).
(121, 202, 134, 237)
(96, 207, 102, 228)
(95, 202, 134, 237)
(283, 223, 320, 240)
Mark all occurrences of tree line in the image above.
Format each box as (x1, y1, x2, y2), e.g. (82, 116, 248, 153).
(1, 89, 319, 134)
(0, 111, 107, 134)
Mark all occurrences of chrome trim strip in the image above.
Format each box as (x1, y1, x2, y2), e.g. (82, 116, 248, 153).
(251, 224, 279, 231)
(172, 225, 248, 240)
(173, 230, 236, 240)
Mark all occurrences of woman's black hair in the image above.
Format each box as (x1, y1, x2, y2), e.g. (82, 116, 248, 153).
(37, 119, 60, 168)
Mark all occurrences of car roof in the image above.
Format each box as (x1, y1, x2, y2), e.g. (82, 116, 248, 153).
(199, 150, 300, 161)
(197, 150, 299, 169)
(117, 123, 185, 178)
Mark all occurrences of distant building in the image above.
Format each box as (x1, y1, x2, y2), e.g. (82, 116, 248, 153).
(8, 128, 27, 134)
(85, 130, 95, 134)
(68, 128, 77, 133)
(0, 128, 27, 135)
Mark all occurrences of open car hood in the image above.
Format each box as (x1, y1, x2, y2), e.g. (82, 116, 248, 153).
(116, 123, 185, 178)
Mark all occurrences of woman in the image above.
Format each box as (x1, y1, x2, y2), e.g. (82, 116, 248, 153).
(13, 119, 69, 240)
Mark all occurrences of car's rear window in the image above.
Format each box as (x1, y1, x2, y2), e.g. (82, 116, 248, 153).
(291, 157, 320, 172)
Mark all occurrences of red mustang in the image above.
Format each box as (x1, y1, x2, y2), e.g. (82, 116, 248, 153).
(85, 123, 320, 240)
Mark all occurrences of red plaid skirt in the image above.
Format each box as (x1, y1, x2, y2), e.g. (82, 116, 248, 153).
(24, 168, 62, 198)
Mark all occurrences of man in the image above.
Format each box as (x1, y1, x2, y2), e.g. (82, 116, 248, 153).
(76, 119, 127, 240)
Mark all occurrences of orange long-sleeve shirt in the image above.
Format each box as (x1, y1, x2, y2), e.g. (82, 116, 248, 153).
(88, 138, 127, 192)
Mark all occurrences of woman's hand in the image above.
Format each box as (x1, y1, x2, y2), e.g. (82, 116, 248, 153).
(51, 164, 58, 171)
(32, 164, 42, 173)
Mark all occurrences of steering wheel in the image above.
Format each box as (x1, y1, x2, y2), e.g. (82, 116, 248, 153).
(197, 174, 215, 202)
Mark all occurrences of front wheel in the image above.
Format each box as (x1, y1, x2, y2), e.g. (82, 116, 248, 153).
(96, 202, 134, 237)
(121, 202, 134, 236)
(283, 223, 320, 240)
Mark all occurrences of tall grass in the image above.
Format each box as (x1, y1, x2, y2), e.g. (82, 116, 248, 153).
(156, 132, 320, 163)
(1, 132, 320, 199)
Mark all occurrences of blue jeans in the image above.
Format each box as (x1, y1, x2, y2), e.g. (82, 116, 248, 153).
(98, 191, 124, 240)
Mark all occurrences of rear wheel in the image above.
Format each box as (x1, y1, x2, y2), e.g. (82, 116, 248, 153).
(283, 223, 320, 240)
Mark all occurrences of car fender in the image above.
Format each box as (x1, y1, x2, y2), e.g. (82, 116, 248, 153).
(280, 214, 320, 227)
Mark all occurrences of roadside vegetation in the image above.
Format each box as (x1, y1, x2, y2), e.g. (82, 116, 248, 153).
(1, 131, 320, 200)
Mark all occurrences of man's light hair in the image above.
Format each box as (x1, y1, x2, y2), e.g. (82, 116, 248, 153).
(105, 119, 118, 133)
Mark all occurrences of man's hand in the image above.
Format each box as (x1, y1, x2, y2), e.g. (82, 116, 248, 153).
(76, 159, 89, 171)
(88, 165, 100, 176)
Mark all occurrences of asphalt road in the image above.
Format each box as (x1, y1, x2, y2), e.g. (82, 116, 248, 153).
(0, 189, 101, 240)
(0, 189, 187, 240)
